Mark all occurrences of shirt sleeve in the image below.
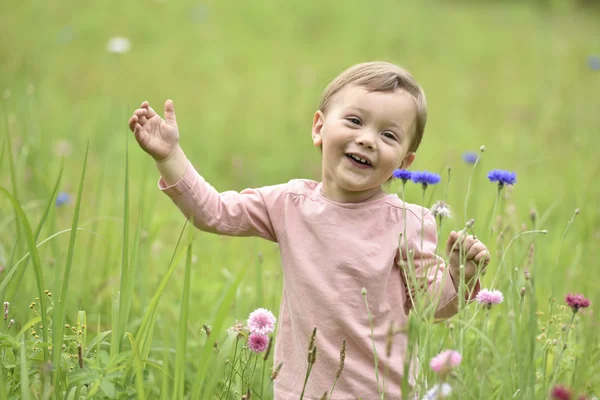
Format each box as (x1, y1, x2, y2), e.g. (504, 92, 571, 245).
(158, 161, 286, 242)
(398, 209, 480, 320)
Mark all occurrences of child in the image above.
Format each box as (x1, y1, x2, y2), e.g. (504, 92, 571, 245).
(128, 61, 490, 399)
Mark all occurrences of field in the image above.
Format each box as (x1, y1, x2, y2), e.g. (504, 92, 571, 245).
(1, 0, 599, 398)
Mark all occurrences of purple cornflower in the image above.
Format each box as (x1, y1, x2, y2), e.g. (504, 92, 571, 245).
(565, 293, 590, 313)
(247, 308, 276, 335)
(56, 192, 71, 207)
(476, 289, 504, 309)
(392, 169, 412, 183)
(248, 333, 269, 353)
(462, 152, 478, 164)
(429, 350, 462, 375)
(411, 171, 440, 188)
(487, 169, 516, 187)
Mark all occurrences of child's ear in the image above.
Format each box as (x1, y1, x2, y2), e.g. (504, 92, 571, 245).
(399, 152, 416, 169)
(312, 110, 324, 147)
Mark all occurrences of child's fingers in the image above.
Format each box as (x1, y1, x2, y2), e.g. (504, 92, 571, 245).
(145, 104, 158, 119)
(445, 231, 459, 254)
(164, 99, 176, 125)
(128, 115, 138, 132)
(466, 242, 485, 260)
(473, 249, 491, 265)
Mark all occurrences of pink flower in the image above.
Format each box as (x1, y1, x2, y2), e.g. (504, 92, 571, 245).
(429, 350, 462, 376)
(247, 308, 276, 335)
(248, 333, 269, 353)
(550, 385, 572, 400)
(565, 293, 590, 313)
(476, 289, 504, 308)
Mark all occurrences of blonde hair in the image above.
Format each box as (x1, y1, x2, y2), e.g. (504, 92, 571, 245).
(318, 61, 427, 153)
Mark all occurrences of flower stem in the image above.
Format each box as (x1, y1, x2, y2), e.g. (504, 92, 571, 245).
(550, 312, 576, 388)
(488, 184, 502, 241)
(362, 289, 383, 399)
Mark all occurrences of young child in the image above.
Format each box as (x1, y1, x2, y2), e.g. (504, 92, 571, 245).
(128, 61, 490, 399)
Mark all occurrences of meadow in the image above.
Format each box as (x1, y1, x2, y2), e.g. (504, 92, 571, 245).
(1, 0, 599, 398)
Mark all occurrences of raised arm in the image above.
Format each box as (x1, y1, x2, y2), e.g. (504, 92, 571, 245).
(129, 100, 285, 242)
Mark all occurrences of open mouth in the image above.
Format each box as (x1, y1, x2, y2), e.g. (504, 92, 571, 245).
(346, 153, 372, 166)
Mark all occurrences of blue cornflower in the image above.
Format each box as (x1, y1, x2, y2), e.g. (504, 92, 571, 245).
(588, 55, 600, 71)
(56, 192, 71, 207)
(462, 152, 478, 164)
(411, 171, 441, 187)
(392, 169, 412, 182)
(487, 169, 516, 186)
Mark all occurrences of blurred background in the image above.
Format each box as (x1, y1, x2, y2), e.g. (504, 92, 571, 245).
(0, 0, 599, 396)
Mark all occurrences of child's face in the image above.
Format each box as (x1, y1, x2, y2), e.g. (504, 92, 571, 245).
(312, 84, 416, 203)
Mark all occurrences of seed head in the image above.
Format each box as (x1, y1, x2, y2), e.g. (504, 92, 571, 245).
(270, 362, 283, 380)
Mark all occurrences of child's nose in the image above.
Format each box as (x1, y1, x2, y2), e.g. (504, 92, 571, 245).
(355, 130, 377, 149)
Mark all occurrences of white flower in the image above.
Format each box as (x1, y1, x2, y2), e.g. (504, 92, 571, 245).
(422, 383, 452, 399)
(107, 37, 131, 54)
(431, 201, 451, 219)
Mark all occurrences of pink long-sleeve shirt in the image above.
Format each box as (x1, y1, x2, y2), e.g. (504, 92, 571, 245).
(159, 162, 471, 399)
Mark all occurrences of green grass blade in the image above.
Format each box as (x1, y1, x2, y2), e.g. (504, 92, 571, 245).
(173, 240, 193, 399)
(192, 259, 251, 398)
(113, 137, 130, 357)
(52, 140, 89, 395)
(2, 104, 21, 249)
(0, 138, 5, 175)
(124, 221, 189, 383)
(0, 187, 49, 362)
(201, 332, 237, 398)
(4, 158, 63, 301)
(0, 228, 109, 295)
(20, 338, 31, 400)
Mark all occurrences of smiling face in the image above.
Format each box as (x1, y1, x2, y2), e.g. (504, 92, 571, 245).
(312, 84, 417, 203)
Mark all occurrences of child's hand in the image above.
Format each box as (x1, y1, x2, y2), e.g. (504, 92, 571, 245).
(445, 230, 490, 285)
(128, 100, 180, 161)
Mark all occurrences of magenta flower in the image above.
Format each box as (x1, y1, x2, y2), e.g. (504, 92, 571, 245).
(429, 350, 462, 376)
(550, 385, 572, 400)
(248, 333, 269, 353)
(476, 289, 504, 309)
(248, 308, 276, 335)
(565, 293, 590, 313)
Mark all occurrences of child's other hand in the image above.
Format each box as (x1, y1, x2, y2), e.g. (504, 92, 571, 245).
(128, 100, 180, 161)
(445, 230, 490, 283)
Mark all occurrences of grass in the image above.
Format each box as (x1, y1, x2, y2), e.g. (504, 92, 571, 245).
(1, 0, 599, 398)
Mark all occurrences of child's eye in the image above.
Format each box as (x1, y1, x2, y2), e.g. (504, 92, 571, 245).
(346, 117, 362, 126)
(382, 132, 397, 141)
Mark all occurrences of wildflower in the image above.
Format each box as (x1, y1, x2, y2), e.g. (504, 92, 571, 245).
(247, 308, 276, 335)
(248, 333, 269, 353)
(431, 201, 451, 219)
(392, 169, 412, 183)
(565, 293, 590, 313)
(411, 171, 441, 188)
(227, 320, 247, 337)
(422, 383, 452, 399)
(487, 169, 517, 187)
(476, 289, 504, 309)
(8, 319, 14, 329)
(56, 192, 70, 207)
(550, 385, 572, 400)
(3, 301, 8, 321)
(429, 349, 462, 376)
(107, 37, 131, 54)
(588, 55, 600, 71)
(462, 152, 478, 164)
